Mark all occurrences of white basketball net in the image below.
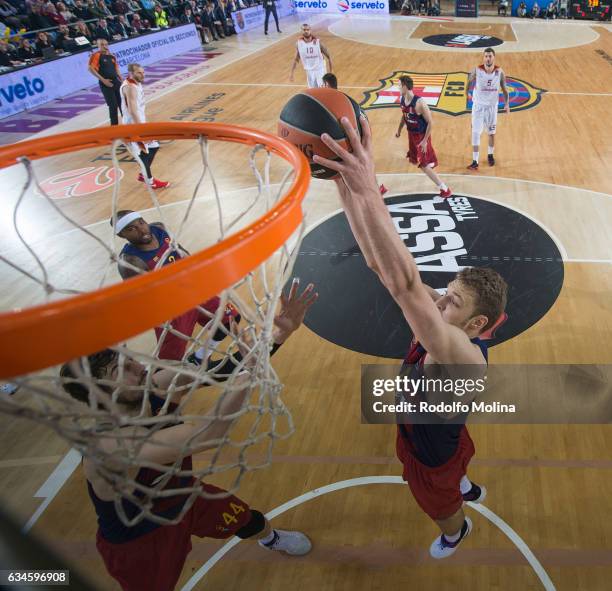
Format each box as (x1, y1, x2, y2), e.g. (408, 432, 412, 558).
(0, 134, 306, 526)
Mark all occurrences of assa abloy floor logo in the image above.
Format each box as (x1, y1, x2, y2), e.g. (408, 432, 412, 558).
(291, 194, 564, 358)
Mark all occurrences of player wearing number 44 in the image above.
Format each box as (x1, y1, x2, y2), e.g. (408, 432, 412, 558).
(59, 279, 318, 591)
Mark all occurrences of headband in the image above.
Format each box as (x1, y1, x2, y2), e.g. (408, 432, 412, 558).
(115, 211, 142, 234)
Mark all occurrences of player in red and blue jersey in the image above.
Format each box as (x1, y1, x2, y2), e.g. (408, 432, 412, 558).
(314, 115, 508, 559)
(60, 279, 318, 591)
(395, 75, 452, 200)
(113, 210, 239, 366)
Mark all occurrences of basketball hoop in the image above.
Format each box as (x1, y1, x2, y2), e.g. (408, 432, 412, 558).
(0, 123, 309, 377)
(0, 122, 310, 524)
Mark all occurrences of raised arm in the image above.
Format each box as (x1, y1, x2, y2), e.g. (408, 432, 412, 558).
(312, 118, 484, 365)
(117, 253, 148, 279)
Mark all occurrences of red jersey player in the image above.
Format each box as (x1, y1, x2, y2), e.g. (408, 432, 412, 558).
(395, 75, 452, 200)
(113, 210, 239, 366)
(60, 283, 318, 591)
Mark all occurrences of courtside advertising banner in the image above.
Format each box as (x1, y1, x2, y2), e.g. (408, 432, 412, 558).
(294, 0, 388, 14)
(0, 25, 200, 119)
(232, 0, 296, 34)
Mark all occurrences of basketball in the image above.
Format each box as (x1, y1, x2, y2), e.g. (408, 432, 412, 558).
(278, 88, 364, 180)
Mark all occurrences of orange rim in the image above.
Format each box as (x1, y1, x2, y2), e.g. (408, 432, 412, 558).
(0, 123, 310, 378)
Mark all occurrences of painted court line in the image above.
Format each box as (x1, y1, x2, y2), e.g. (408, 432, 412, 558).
(180, 476, 556, 591)
(23, 448, 81, 533)
(546, 91, 612, 97)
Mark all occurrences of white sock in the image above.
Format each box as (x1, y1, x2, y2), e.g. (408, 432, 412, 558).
(460, 475, 472, 495)
(445, 525, 463, 543)
(488, 146, 494, 155)
(438, 182, 448, 191)
(259, 529, 278, 546)
(194, 347, 207, 361)
(472, 151, 479, 163)
(195, 338, 223, 361)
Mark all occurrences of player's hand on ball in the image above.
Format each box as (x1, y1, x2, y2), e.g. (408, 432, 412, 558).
(273, 278, 318, 344)
(314, 115, 378, 196)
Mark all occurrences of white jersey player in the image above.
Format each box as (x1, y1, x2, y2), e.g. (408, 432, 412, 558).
(120, 63, 169, 190)
(467, 48, 509, 169)
(290, 23, 333, 88)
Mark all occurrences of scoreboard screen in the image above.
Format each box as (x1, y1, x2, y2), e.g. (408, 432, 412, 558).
(456, 0, 479, 17)
(572, 0, 611, 18)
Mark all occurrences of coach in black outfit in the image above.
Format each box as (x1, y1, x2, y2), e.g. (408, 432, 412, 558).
(88, 38, 123, 125)
(264, 0, 281, 35)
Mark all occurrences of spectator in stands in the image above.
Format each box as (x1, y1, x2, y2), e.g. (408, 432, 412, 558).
(0, 38, 20, 67)
(517, 1, 527, 16)
(17, 37, 37, 60)
(56, 1, 76, 21)
(216, 0, 233, 35)
(545, 0, 557, 17)
(111, 13, 132, 36)
(530, 0, 540, 17)
(225, 0, 238, 14)
(95, 18, 113, 39)
(73, 19, 93, 40)
(0, 0, 27, 29)
(163, 0, 180, 22)
(96, 0, 113, 17)
(400, 0, 415, 15)
(54, 23, 74, 49)
(42, 0, 67, 25)
(28, 3, 54, 30)
(154, 3, 169, 27)
(558, 0, 568, 16)
(112, 0, 129, 13)
(88, 37, 123, 125)
(140, 0, 156, 23)
(35, 31, 56, 56)
(427, 0, 439, 15)
(203, 1, 223, 39)
(125, 0, 141, 12)
(73, 0, 93, 19)
(130, 11, 147, 33)
(181, 6, 210, 44)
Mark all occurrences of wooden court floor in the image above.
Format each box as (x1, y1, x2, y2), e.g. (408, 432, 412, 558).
(1, 15, 611, 591)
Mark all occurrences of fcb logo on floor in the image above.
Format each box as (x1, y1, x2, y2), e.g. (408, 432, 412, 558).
(361, 71, 545, 116)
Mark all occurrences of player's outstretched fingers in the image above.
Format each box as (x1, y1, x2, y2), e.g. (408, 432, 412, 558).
(312, 151, 345, 174)
(287, 277, 300, 302)
(335, 116, 364, 159)
(320, 132, 353, 162)
(358, 114, 373, 153)
(301, 285, 318, 309)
